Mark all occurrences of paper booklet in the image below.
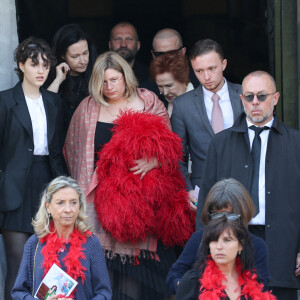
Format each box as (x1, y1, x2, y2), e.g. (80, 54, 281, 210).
(34, 263, 78, 299)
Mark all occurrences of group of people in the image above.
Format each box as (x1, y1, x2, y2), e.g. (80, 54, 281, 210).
(0, 20, 299, 300)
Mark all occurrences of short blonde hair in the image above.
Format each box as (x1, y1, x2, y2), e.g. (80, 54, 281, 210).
(89, 51, 138, 106)
(32, 176, 92, 238)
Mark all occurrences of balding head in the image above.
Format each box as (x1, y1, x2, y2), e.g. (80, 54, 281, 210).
(152, 28, 185, 58)
(242, 70, 276, 93)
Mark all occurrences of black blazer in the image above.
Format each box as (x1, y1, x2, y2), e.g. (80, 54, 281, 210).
(197, 113, 300, 288)
(0, 82, 68, 212)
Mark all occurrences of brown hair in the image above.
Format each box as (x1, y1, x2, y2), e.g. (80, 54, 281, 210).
(14, 37, 56, 80)
(201, 178, 254, 226)
(150, 52, 189, 85)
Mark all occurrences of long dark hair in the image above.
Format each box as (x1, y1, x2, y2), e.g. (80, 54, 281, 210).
(193, 217, 255, 278)
(50, 23, 97, 107)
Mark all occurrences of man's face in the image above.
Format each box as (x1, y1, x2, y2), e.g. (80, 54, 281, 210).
(240, 74, 279, 126)
(109, 25, 140, 64)
(191, 51, 227, 94)
(152, 36, 186, 58)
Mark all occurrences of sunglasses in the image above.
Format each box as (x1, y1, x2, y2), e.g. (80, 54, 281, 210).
(152, 46, 184, 57)
(208, 212, 241, 221)
(242, 92, 276, 102)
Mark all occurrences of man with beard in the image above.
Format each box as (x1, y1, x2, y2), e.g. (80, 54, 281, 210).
(197, 71, 300, 300)
(109, 22, 149, 87)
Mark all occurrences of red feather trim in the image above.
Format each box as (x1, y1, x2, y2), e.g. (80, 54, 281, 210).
(199, 258, 277, 299)
(41, 223, 92, 297)
(95, 110, 195, 246)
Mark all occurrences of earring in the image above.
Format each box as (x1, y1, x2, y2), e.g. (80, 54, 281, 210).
(238, 250, 241, 255)
(48, 212, 51, 218)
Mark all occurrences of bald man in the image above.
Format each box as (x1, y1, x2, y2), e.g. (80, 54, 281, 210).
(197, 71, 300, 300)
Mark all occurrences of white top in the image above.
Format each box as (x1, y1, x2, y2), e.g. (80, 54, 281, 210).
(25, 94, 49, 155)
(203, 78, 234, 129)
(247, 118, 274, 225)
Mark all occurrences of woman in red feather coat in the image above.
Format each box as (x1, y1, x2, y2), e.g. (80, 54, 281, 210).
(64, 51, 195, 299)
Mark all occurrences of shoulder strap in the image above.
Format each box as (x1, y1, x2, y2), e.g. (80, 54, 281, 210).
(32, 240, 40, 296)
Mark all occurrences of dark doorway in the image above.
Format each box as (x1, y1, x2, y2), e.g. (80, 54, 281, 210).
(16, 0, 270, 83)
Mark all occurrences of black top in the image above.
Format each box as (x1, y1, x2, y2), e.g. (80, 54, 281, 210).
(94, 121, 114, 167)
(175, 269, 247, 300)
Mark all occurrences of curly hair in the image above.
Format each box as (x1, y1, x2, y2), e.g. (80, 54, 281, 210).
(14, 37, 56, 80)
(150, 52, 189, 85)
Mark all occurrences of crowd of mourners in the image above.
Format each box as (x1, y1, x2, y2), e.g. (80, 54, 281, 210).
(0, 21, 300, 300)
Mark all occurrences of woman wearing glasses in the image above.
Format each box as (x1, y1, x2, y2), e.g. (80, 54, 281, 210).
(175, 215, 276, 299)
(150, 52, 193, 117)
(167, 178, 270, 295)
(64, 51, 195, 299)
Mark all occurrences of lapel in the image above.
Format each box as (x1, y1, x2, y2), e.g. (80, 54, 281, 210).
(41, 88, 57, 146)
(228, 82, 242, 119)
(193, 86, 214, 136)
(12, 82, 34, 141)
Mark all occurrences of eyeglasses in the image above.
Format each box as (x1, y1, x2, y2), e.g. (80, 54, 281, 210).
(242, 92, 276, 102)
(152, 46, 184, 58)
(208, 212, 241, 221)
(103, 75, 123, 87)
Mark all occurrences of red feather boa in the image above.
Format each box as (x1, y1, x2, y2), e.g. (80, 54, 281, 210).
(199, 258, 276, 299)
(41, 224, 92, 297)
(95, 110, 195, 246)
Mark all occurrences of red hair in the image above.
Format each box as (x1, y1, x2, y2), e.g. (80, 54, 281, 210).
(150, 52, 189, 84)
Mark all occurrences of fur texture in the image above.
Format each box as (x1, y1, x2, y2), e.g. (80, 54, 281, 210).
(95, 110, 195, 246)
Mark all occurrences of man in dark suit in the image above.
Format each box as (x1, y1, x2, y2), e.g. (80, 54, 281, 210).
(171, 39, 243, 209)
(197, 70, 300, 299)
(109, 22, 149, 87)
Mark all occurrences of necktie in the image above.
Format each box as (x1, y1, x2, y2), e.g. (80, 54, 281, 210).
(249, 125, 269, 217)
(211, 94, 224, 133)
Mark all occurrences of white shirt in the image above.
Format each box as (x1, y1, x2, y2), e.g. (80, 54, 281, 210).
(247, 118, 274, 225)
(25, 94, 49, 155)
(203, 78, 234, 129)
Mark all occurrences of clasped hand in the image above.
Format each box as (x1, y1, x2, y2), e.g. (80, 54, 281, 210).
(129, 157, 159, 179)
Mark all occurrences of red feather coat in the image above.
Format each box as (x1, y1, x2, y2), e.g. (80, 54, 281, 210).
(95, 110, 195, 246)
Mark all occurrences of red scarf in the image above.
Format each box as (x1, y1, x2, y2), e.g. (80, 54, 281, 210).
(199, 258, 276, 299)
(41, 224, 92, 285)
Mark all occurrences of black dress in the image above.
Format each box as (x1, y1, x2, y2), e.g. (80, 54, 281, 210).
(94, 121, 178, 300)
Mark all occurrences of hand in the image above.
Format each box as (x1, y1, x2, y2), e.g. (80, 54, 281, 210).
(188, 190, 198, 211)
(55, 62, 70, 84)
(295, 252, 300, 276)
(129, 157, 159, 179)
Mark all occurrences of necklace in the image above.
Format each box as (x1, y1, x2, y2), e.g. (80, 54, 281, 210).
(106, 99, 129, 117)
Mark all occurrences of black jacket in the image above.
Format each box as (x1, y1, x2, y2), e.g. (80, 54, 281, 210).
(0, 82, 68, 212)
(197, 112, 300, 288)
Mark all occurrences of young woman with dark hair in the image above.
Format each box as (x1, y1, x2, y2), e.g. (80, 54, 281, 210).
(0, 37, 68, 300)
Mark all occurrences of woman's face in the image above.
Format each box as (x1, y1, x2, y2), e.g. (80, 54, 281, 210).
(46, 187, 80, 230)
(103, 68, 126, 101)
(19, 54, 50, 89)
(155, 72, 187, 101)
(209, 229, 243, 267)
(63, 40, 89, 76)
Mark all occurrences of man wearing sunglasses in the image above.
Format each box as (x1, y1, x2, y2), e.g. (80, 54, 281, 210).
(151, 28, 199, 89)
(197, 70, 300, 300)
(171, 39, 243, 209)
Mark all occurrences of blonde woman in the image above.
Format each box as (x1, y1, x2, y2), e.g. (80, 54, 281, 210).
(64, 52, 194, 299)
